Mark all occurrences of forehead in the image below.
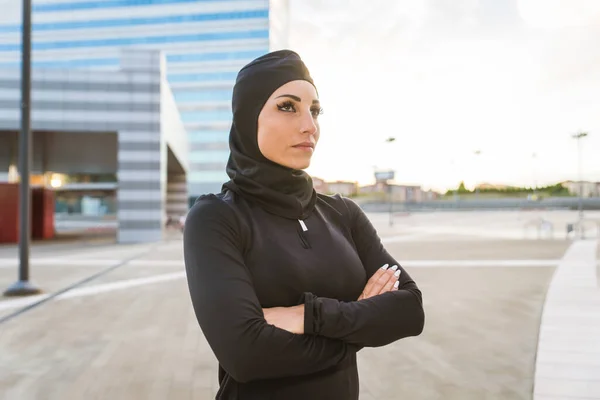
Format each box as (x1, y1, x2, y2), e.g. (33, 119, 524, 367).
(270, 80, 318, 100)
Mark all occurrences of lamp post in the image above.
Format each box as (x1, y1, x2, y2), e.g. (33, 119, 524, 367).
(474, 150, 482, 199)
(4, 0, 42, 297)
(385, 137, 396, 226)
(572, 131, 588, 238)
(532, 152, 537, 197)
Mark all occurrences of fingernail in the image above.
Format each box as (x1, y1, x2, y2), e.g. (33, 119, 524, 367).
(389, 265, 398, 271)
(393, 281, 399, 289)
(380, 264, 389, 270)
(394, 270, 401, 277)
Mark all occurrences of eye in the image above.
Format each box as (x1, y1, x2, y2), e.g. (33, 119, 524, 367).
(311, 106, 324, 118)
(277, 100, 296, 113)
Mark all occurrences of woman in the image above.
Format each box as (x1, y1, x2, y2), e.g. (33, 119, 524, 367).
(183, 50, 424, 400)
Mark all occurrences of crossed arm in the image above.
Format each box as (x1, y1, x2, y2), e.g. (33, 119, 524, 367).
(264, 198, 425, 347)
(263, 263, 405, 335)
(183, 197, 424, 383)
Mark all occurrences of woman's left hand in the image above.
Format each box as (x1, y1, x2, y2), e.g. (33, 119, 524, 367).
(263, 305, 305, 334)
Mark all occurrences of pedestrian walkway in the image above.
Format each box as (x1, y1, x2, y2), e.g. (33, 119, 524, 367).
(0, 210, 595, 399)
(534, 239, 600, 399)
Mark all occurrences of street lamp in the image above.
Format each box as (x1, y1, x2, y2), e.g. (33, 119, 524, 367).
(474, 150, 482, 198)
(532, 152, 538, 196)
(572, 131, 589, 235)
(4, 0, 42, 297)
(385, 137, 396, 226)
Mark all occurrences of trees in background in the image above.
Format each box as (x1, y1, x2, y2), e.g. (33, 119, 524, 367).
(444, 182, 572, 197)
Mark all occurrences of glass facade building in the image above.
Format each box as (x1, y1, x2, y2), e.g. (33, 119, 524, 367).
(0, 0, 289, 203)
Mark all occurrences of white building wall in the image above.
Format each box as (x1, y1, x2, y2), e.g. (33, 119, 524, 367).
(0, 49, 188, 243)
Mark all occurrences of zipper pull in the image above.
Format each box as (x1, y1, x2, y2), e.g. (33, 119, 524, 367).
(298, 219, 308, 232)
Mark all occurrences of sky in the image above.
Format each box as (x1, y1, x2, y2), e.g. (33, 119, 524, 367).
(287, 0, 600, 192)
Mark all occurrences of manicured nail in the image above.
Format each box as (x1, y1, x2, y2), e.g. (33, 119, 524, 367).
(393, 281, 399, 289)
(380, 264, 389, 270)
(394, 270, 401, 277)
(389, 265, 398, 271)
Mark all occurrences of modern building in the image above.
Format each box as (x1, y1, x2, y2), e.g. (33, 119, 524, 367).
(0, 49, 189, 243)
(0, 0, 290, 206)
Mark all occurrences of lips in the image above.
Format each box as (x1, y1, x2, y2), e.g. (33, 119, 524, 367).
(293, 142, 315, 149)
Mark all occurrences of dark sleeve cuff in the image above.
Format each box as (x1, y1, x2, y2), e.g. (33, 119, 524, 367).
(298, 292, 321, 335)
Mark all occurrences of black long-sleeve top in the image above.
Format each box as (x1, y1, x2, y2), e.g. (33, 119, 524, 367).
(183, 190, 425, 400)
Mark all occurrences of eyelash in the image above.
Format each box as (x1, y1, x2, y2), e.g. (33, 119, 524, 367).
(277, 100, 324, 118)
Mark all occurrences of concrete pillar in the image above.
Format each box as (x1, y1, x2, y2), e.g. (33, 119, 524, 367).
(166, 172, 188, 218)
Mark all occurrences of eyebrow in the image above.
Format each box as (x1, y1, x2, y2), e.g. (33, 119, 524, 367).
(275, 94, 320, 104)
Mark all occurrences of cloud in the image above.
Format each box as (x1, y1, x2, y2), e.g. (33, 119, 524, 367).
(289, 0, 600, 188)
(517, 0, 600, 29)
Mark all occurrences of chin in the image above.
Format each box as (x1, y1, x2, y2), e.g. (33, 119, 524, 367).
(284, 158, 311, 171)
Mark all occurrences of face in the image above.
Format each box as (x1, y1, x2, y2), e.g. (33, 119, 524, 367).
(257, 80, 322, 170)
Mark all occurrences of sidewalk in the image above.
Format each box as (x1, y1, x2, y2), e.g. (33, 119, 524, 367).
(534, 239, 600, 399)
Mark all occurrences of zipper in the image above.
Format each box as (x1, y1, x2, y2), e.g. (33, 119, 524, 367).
(297, 219, 311, 249)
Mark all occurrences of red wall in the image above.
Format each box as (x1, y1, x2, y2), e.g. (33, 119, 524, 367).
(0, 183, 19, 243)
(0, 183, 55, 243)
(32, 187, 55, 240)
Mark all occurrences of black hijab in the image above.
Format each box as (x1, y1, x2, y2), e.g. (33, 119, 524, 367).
(222, 50, 318, 220)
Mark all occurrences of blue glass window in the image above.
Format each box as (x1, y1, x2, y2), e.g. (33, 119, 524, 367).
(167, 49, 265, 63)
(0, 30, 269, 52)
(0, 58, 120, 68)
(33, 0, 259, 12)
(188, 130, 229, 143)
(168, 71, 238, 83)
(0, 49, 267, 70)
(189, 171, 229, 182)
(181, 110, 232, 123)
(173, 89, 233, 103)
(0, 10, 268, 33)
(189, 150, 230, 163)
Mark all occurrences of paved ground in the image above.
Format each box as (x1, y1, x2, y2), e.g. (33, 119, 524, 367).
(0, 210, 597, 400)
(533, 239, 600, 400)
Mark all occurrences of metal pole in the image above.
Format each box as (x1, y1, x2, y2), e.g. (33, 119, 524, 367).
(577, 138, 583, 220)
(532, 153, 537, 196)
(4, 0, 41, 297)
(570, 131, 588, 239)
(388, 181, 393, 226)
(577, 136, 584, 239)
(474, 150, 481, 199)
(384, 137, 396, 227)
(19, 0, 32, 283)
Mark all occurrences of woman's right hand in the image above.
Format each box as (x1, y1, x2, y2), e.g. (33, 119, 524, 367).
(357, 264, 401, 301)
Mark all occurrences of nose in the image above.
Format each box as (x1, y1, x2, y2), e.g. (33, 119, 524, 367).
(300, 111, 318, 136)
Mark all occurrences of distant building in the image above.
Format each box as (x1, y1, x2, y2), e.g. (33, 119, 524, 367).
(358, 183, 386, 194)
(423, 190, 441, 201)
(327, 181, 359, 197)
(561, 181, 600, 197)
(311, 176, 328, 193)
(390, 184, 422, 202)
(359, 182, 425, 202)
(310, 177, 359, 197)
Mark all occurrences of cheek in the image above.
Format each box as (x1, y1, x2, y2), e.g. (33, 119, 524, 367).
(257, 118, 287, 157)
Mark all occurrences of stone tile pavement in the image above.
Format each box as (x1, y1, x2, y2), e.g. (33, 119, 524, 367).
(0, 210, 597, 399)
